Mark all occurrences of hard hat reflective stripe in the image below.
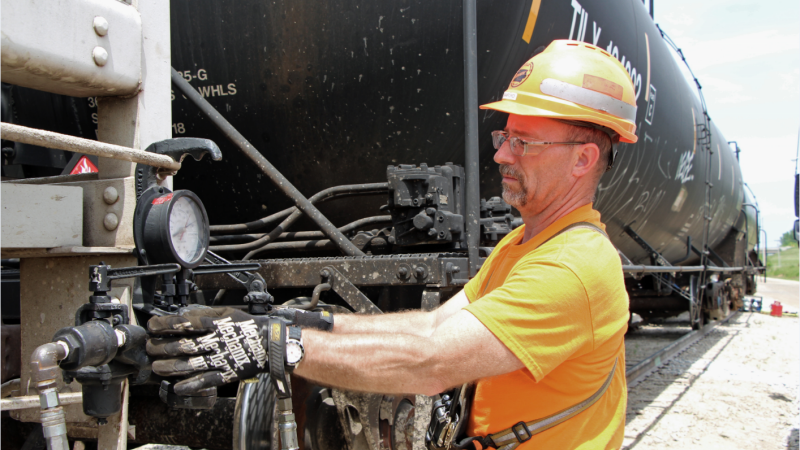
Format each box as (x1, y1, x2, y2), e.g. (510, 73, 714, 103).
(539, 78, 637, 122)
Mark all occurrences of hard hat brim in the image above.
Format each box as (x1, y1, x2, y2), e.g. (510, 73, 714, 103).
(480, 99, 639, 144)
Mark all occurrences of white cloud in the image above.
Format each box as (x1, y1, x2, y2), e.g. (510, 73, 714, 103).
(779, 69, 800, 95)
(700, 76, 753, 104)
(735, 134, 798, 184)
(679, 30, 800, 70)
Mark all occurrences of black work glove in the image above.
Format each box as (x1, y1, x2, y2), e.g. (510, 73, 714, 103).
(270, 307, 333, 331)
(147, 306, 274, 395)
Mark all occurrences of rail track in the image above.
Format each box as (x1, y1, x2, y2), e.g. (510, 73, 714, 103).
(624, 311, 738, 389)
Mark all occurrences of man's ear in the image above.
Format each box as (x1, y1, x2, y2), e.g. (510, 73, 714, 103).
(572, 143, 600, 178)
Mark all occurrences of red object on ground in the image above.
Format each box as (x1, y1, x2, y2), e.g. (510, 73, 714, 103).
(70, 156, 98, 175)
(770, 302, 783, 317)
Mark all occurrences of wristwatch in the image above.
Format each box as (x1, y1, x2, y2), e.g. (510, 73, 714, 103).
(285, 326, 304, 369)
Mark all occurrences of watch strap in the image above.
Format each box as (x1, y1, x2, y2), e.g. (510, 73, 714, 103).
(267, 319, 291, 399)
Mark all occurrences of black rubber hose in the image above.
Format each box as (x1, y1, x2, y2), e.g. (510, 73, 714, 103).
(210, 215, 392, 245)
(210, 183, 389, 235)
(171, 68, 364, 257)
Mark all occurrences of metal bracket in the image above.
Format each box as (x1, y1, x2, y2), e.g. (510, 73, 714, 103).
(623, 225, 671, 267)
(320, 267, 382, 314)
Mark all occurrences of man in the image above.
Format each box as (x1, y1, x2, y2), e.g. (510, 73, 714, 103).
(147, 40, 637, 449)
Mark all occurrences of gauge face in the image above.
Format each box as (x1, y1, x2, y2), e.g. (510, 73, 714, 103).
(139, 188, 210, 269)
(169, 195, 207, 265)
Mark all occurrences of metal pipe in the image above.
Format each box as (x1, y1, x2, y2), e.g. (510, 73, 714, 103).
(250, 239, 337, 254)
(30, 341, 70, 450)
(462, 0, 481, 277)
(210, 183, 389, 235)
(171, 68, 364, 257)
(210, 216, 392, 244)
(212, 210, 302, 255)
(1, 393, 82, 411)
(1, 123, 181, 171)
(291, 283, 332, 311)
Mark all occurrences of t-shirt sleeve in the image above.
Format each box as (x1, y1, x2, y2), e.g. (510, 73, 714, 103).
(463, 260, 593, 381)
(464, 272, 481, 302)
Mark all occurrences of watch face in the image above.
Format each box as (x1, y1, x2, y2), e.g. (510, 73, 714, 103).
(286, 341, 304, 365)
(169, 195, 208, 265)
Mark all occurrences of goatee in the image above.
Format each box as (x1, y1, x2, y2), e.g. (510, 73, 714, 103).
(499, 164, 528, 208)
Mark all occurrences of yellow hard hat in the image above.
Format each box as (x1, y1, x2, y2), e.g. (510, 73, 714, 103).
(481, 40, 638, 144)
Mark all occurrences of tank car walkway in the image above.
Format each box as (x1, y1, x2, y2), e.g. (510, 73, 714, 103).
(623, 311, 799, 449)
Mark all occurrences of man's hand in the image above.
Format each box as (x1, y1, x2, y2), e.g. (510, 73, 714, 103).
(147, 307, 272, 395)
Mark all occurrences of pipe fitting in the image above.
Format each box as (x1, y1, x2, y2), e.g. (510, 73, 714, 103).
(29, 342, 69, 387)
(39, 389, 60, 409)
(41, 407, 70, 450)
(30, 342, 71, 450)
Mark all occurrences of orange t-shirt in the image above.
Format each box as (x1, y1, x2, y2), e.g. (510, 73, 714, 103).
(463, 204, 628, 450)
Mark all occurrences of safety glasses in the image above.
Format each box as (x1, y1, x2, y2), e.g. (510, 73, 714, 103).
(491, 130, 585, 156)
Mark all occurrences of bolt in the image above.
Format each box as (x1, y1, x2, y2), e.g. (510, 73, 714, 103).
(415, 266, 427, 279)
(102, 186, 119, 205)
(398, 267, 409, 278)
(92, 47, 108, 66)
(320, 269, 330, 279)
(103, 213, 119, 231)
(437, 215, 444, 222)
(93, 16, 109, 36)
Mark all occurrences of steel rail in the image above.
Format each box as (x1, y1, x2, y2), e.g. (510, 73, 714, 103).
(625, 311, 738, 388)
(0, 123, 181, 170)
(171, 68, 364, 257)
(622, 265, 746, 274)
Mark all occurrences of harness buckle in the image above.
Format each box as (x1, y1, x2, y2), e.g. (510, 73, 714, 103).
(511, 422, 532, 444)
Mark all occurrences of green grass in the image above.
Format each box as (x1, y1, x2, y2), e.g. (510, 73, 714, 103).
(765, 246, 799, 280)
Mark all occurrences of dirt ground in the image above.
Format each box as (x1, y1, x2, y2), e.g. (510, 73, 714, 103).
(624, 312, 799, 449)
(756, 278, 799, 311)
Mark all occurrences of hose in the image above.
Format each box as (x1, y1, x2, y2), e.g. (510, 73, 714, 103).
(209, 215, 392, 245)
(30, 341, 70, 450)
(209, 183, 388, 235)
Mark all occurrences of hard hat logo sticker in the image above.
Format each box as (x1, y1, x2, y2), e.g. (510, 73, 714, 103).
(509, 61, 534, 88)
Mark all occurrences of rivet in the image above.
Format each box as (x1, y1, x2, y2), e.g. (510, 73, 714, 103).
(102, 186, 119, 205)
(93, 16, 109, 36)
(93, 47, 108, 66)
(103, 213, 119, 231)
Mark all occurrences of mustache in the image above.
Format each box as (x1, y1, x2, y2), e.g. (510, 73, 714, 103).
(499, 164, 523, 179)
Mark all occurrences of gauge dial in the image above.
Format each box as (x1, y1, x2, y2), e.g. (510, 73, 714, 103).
(139, 189, 210, 269)
(169, 196, 206, 264)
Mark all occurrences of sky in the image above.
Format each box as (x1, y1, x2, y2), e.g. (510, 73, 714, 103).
(652, 0, 799, 248)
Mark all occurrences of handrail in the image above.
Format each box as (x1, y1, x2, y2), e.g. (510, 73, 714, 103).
(1, 123, 181, 171)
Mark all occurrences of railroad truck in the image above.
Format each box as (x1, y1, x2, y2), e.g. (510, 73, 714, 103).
(0, 0, 763, 449)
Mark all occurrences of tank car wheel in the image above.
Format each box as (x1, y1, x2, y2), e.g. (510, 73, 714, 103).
(690, 294, 704, 330)
(233, 372, 279, 450)
(707, 290, 731, 321)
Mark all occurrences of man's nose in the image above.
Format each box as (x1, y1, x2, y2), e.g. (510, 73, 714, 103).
(494, 140, 517, 166)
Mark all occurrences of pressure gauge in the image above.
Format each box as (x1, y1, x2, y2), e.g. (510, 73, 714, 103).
(137, 189, 210, 269)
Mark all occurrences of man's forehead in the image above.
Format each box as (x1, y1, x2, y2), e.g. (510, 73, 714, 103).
(505, 115, 565, 138)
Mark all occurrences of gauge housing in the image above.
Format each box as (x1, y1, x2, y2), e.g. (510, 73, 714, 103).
(136, 188, 210, 269)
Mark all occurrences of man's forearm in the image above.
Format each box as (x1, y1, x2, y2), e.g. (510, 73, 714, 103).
(295, 329, 447, 395)
(333, 309, 436, 337)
